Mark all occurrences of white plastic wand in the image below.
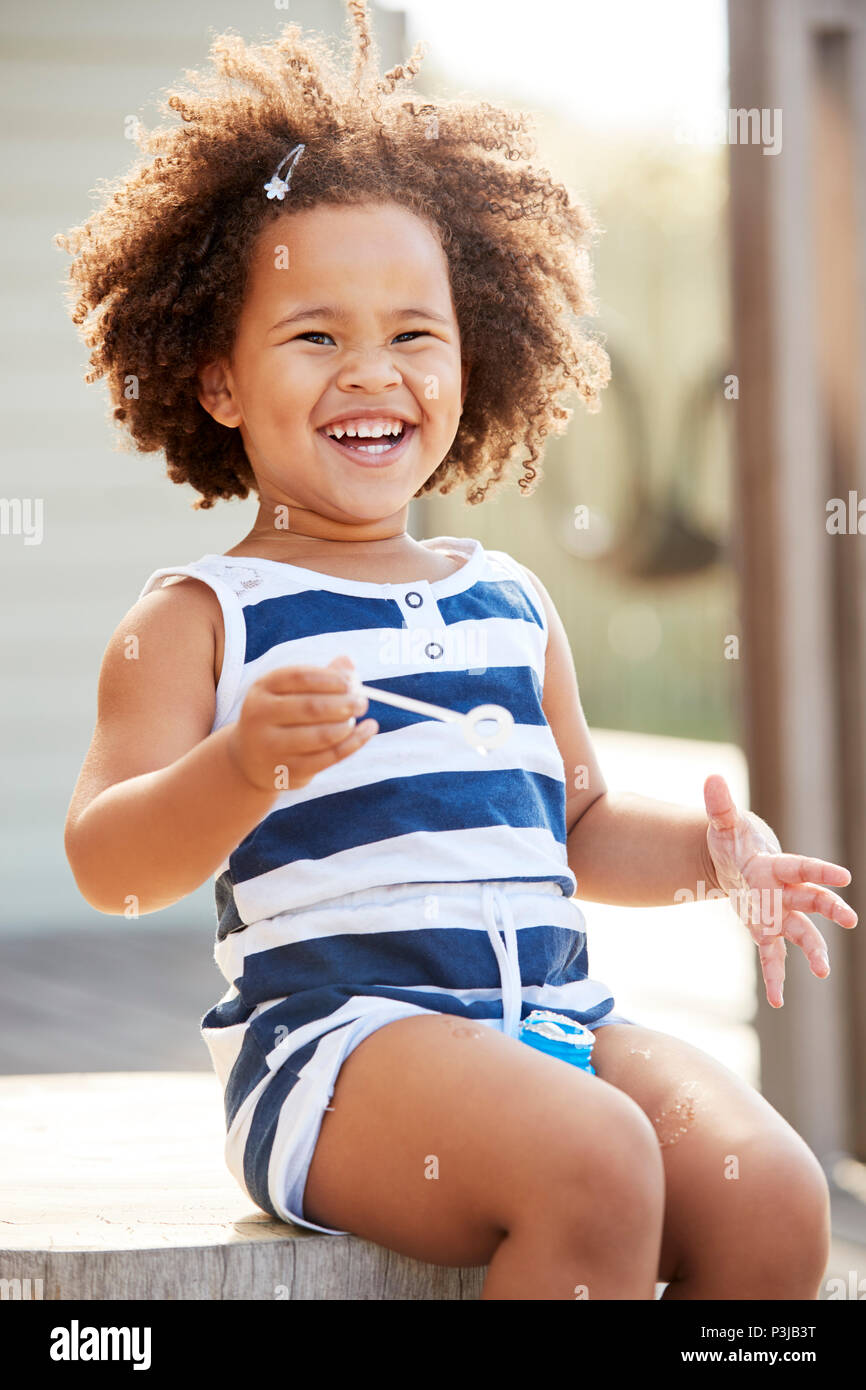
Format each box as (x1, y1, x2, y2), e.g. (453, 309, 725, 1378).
(348, 678, 514, 753)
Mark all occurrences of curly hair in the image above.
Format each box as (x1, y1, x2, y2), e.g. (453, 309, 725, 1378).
(54, 0, 610, 510)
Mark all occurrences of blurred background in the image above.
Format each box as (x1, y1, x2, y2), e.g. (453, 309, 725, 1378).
(2, 0, 865, 1291)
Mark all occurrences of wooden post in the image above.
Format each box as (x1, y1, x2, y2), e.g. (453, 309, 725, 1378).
(727, 0, 866, 1159)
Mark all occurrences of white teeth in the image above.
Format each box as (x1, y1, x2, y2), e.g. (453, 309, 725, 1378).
(323, 419, 406, 440)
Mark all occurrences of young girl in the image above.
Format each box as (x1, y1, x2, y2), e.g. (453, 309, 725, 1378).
(58, 4, 856, 1300)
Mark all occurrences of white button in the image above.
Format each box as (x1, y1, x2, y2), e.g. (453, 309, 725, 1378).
(405, 590, 423, 607)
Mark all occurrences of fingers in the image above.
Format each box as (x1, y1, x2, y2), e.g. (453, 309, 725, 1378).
(703, 773, 739, 832)
(260, 663, 356, 696)
(779, 882, 858, 928)
(755, 905, 839, 1006)
(291, 717, 379, 779)
(767, 853, 852, 888)
(770, 910, 831, 979)
(266, 714, 376, 755)
(249, 663, 372, 728)
(757, 931, 787, 1008)
(271, 718, 379, 789)
(327, 654, 357, 673)
(258, 685, 370, 728)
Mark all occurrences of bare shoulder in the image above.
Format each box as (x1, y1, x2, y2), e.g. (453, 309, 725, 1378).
(65, 576, 222, 836)
(100, 573, 222, 720)
(142, 574, 224, 685)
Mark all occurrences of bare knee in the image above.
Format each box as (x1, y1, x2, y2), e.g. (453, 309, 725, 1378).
(701, 1129, 831, 1296)
(520, 1082, 666, 1257)
(742, 1136, 831, 1293)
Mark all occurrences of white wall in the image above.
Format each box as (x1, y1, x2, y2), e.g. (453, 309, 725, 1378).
(0, 0, 409, 930)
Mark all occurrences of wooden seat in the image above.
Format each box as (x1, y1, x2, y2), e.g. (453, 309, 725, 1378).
(0, 1072, 485, 1300)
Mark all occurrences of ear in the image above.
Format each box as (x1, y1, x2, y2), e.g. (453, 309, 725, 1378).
(197, 360, 243, 428)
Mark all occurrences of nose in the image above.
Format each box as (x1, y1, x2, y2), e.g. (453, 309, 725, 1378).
(335, 347, 403, 395)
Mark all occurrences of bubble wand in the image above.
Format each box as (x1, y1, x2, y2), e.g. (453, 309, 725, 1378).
(347, 677, 514, 754)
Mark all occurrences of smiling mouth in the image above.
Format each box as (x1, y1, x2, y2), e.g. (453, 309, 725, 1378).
(317, 423, 415, 460)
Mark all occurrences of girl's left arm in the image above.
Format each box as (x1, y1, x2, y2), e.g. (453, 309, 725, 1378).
(518, 562, 717, 906)
(518, 563, 857, 1006)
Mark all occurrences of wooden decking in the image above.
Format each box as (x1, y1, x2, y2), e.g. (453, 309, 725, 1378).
(0, 1071, 484, 1300)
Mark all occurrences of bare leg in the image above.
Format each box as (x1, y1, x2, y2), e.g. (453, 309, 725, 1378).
(303, 1013, 666, 1299)
(591, 1024, 832, 1299)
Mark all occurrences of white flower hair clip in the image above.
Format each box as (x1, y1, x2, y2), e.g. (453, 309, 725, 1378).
(263, 143, 305, 201)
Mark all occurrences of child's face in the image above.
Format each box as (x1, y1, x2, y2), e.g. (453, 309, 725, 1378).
(198, 200, 468, 527)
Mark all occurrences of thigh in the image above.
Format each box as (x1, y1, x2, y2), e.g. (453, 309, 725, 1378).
(591, 1023, 826, 1283)
(303, 1011, 655, 1267)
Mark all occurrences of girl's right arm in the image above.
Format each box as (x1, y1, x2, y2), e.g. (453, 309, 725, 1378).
(64, 579, 376, 916)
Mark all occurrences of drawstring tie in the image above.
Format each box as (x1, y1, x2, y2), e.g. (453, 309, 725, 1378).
(481, 883, 522, 1039)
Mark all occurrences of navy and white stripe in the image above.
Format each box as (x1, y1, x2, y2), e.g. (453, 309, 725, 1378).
(138, 535, 577, 923)
(137, 537, 634, 1231)
(197, 878, 630, 1231)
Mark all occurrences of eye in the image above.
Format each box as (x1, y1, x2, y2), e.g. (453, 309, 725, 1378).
(292, 330, 432, 346)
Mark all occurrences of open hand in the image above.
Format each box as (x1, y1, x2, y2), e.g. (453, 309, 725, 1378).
(703, 774, 857, 1008)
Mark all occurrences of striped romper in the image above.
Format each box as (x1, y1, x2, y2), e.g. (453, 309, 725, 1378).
(138, 534, 635, 1235)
